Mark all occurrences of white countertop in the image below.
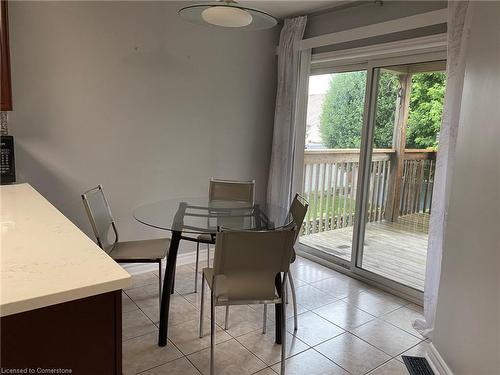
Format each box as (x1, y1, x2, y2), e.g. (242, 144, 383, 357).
(0, 183, 131, 317)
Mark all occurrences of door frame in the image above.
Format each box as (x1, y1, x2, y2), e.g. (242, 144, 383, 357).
(293, 38, 447, 303)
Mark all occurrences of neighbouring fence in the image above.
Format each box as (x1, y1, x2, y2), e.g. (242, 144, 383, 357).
(302, 149, 436, 235)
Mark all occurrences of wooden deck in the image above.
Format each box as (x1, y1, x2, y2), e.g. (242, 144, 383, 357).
(299, 214, 429, 291)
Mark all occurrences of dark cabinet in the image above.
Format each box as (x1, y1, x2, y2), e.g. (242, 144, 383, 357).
(1, 0, 12, 111)
(1, 291, 123, 374)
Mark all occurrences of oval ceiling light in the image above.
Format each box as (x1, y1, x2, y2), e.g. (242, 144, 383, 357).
(179, 1, 278, 31)
(201, 6, 253, 28)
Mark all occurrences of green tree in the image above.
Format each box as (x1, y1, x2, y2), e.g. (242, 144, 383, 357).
(319, 71, 399, 149)
(406, 72, 446, 149)
(374, 72, 399, 148)
(319, 71, 366, 148)
(319, 71, 446, 150)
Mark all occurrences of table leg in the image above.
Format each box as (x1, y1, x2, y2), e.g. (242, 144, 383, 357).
(158, 230, 182, 347)
(274, 273, 282, 345)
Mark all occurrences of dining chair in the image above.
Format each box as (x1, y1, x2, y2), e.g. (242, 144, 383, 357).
(81, 185, 170, 309)
(193, 178, 255, 294)
(262, 193, 309, 333)
(198, 224, 297, 375)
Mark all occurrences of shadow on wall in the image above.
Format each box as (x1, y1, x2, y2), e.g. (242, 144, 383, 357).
(14, 141, 93, 236)
(14, 141, 198, 255)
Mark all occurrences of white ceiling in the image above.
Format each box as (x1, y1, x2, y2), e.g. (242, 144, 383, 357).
(239, 1, 355, 18)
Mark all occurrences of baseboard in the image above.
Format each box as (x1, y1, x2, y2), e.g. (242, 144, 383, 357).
(122, 248, 210, 275)
(426, 343, 453, 375)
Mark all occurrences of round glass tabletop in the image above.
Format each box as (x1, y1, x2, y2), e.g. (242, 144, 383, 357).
(133, 197, 291, 234)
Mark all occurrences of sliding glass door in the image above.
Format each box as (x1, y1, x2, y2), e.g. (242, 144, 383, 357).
(297, 53, 446, 298)
(298, 69, 367, 266)
(355, 60, 446, 293)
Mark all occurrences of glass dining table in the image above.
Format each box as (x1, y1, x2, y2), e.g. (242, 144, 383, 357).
(134, 197, 291, 347)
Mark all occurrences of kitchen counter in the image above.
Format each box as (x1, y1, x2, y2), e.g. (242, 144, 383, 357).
(1, 183, 131, 373)
(0, 183, 131, 317)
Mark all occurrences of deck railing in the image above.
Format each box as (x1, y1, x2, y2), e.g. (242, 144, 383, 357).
(302, 149, 436, 235)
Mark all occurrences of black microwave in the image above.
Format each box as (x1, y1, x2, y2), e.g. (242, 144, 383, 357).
(1, 135, 15, 184)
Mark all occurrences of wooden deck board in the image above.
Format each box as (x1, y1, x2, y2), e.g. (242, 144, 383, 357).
(299, 215, 428, 291)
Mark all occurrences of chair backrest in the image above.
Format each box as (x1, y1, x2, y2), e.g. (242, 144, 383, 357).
(212, 224, 297, 302)
(208, 178, 255, 204)
(288, 193, 309, 243)
(81, 185, 118, 253)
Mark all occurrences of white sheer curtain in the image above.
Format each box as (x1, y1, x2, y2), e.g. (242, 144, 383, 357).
(414, 0, 472, 338)
(267, 16, 307, 208)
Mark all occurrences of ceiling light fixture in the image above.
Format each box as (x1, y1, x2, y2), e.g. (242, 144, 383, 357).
(178, 1, 278, 31)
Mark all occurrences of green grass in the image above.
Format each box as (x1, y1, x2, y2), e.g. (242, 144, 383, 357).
(305, 191, 356, 221)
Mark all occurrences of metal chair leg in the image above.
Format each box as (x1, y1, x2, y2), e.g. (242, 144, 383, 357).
(281, 273, 287, 375)
(285, 284, 289, 304)
(194, 243, 200, 293)
(199, 277, 205, 338)
(207, 243, 210, 267)
(210, 290, 216, 375)
(262, 304, 267, 334)
(224, 305, 229, 330)
(288, 271, 298, 332)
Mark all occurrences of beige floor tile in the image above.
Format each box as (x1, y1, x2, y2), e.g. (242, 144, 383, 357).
(315, 332, 390, 375)
(140, 357, 201, 375)
(342, 290, 406, 317)
(253, 368, 277, 375)
(126, 282, 161, 312)
(121, 258, 423, 375)
(286, 311, 344, 346)
(314, 300, 375, 330)
(174, 271, 201, 295)
(250, 302, 306, 323)
(309, 275, 370, 299)
(271, 349, 348, 375)
(397, 340, 431, 362)
(364, 288, 410, 305)
(143, 294, 200, 327)
(293, 264, 339, 283)
(237, 328, 309, 366)
(351, 319, 422, 357)
(187, 339, 267, 375)
(294, 285, 338, 310)
(291, 256, 317, 268)
(169, 318, 232, 355)
(175, 263, 198, 274)
(122, 309, 157, 341)
(368, 359, 408, 375)
(122, 292, 139, 313)
(216, 305, 269, 338)
(128, 282, 199, 326)
(381, 306, 424, 339)
(406, 303, 424, 314)
(286, 271, 308, 288)
(123, 333, 182, 374)
(125, 271, 159, 290)
(182, 286, 211, 311)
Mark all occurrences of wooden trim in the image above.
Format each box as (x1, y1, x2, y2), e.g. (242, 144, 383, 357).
(404, 150, 437, 160)
(384, 74, 412, 222)
(304, 149, 394, 164)
(0, 0, 12, 111)
(298, 9, 448, 51)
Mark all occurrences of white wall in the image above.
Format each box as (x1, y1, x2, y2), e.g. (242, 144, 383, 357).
(8, 1, 279, 251)
(432, 2, 500, 374)
(305, 1, 447, 53)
